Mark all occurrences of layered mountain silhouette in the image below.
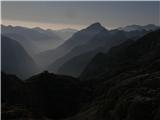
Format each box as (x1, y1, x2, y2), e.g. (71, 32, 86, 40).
(33, 27, 77, 41)
(1, 36, 38, 79)
(47, 23, 152, 77)
(54, 29, 127, 76)
(2, 23, 160, 120)
(1, 25, 65, 55)
(73, 29, 160, 120)
(81, 29, 160, 79)
(36, 23, 106, 67)
(118, 24, 160, 31)
(2, 23, 158, 74)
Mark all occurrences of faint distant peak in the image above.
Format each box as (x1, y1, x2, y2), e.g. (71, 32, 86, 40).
(118, 24, 160, 32)
(1, 24, 13, 28)
(33, 27, 44, 31)
(1, 24, 6, 27)
(145, 24, 157, 27)
(144, 24, 159, 30)
(33, 27, 47, 33)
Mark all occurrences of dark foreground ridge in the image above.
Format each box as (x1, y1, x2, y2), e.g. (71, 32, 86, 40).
(2, 30, 160, 120)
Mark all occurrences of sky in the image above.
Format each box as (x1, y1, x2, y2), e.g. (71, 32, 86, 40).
(1, 1, 160, 30)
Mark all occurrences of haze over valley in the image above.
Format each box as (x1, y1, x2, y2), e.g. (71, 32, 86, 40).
(2, 1, 160, 120)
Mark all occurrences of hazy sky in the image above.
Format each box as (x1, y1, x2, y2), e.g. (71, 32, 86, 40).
(2, 1, 160, 30)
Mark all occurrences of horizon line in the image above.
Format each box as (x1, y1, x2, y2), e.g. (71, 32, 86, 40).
(1, 20, 159, 31)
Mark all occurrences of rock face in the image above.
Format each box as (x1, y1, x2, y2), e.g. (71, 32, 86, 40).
(68, 71, 160, 120)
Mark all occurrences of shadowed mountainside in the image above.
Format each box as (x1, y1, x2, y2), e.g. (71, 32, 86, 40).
(2, 71, 85, 119)
(46, 23, 151, 76)
(80, 29, 160, 79)
(36, 23, 106, 67)
(65, 29, 160, 120)
(1, 36, 38, 79)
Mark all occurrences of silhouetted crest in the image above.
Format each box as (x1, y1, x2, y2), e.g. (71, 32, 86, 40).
(87, 22, 106, 31)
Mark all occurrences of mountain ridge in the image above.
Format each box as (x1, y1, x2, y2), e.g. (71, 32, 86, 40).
(1, 35, 38, 79)
(2, 27, 160, 120)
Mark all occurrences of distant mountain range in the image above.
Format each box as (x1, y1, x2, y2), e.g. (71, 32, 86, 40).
(1, 25, 77, 56)
(81, 29, 160, 79)
(118, 24, 159, 31)
(1, 23, 159, 79)
(36, 23, 106, 67)
(33, 27, 77, 40)
(41, 23, 159, 77)
(2, 29, 160, 120)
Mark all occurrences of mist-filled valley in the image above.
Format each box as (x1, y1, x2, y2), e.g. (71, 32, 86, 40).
(3, 1, 160, 119)
(2, 22, 160, 120)
(1, 23, 159, 78)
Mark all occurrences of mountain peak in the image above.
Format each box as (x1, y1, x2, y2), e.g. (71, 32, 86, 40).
(90, 22, 101, 26)
(33, 27, 44, 30)
(118, 24, 159, 32)
(87, 22, 106, 30)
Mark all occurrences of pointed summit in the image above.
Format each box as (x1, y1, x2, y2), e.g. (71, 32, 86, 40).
(88, 22, 101, 28)
(87, 22, 107, 31)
